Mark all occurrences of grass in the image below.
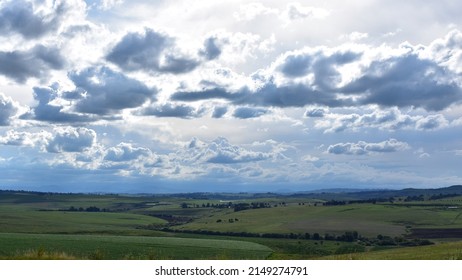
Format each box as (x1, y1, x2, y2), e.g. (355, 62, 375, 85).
(0, 233, 272, 260)
(320, 241, 462, 260)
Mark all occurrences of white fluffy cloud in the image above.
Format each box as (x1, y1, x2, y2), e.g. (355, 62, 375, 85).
(313, 108, 452, 133)
(1, 1, 462, 191)
(327, 139, 410, 155)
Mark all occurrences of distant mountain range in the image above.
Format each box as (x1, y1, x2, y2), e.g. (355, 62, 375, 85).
(2, 185, 462, 201)
(287, 185, 462, 200)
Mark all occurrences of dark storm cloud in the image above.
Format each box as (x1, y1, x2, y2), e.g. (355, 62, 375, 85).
(69, 67, 156, 115)
(342, 54, 462, 111)
(232, 107, 268, 119)
(0, 0, 68, 39)
(0, 45, 65, 82)
(106, 28, 201, 74)
(139, 103, 202, 119)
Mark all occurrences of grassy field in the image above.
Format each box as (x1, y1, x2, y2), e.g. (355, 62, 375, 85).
(1, 189, 462, 259)
(0, 205, 166, 234)
(175, 203, 462, 237)
(0, 233, 272, 260)
(321, 241, 462, 260)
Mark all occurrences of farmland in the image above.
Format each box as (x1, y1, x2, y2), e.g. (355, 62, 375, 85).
(1, 186, 462, 259)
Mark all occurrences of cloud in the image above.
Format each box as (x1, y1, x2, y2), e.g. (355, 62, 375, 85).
(340, 32, 369, 42)
(233, 3, 277, 21)
(233, 107, 268, 119)
(427, 30, 462, 74)
(0, 0, 71, 39)
(305, 108, 327, 118)
(284, 2, 330, 21)
(0, 93, 21, 126)
(171, 87, 242, 102)
(212, 106, 228, 118)
(69, 66, 156, 115)
(28, 86, 94, 123)
(199, 36, 223, 61)
(276, 48, 362, 91)
(97, 0, 124, 10)
(138, 103, 203, 119)
(171, 33, 462, 112)
(172, 82, 351, 108)
(415, 114, 449, 130)
(314, 108, 451, 133)
(0, 130, 49, 147)
(0, 45, 65, 82)
(106, 28, 201, 74)
(185, 137, 272, 164)
(327, 139, 410, 155)
(343, 53, 462, 111)
(46, 127, 97, 153)
(104, 142, 152, 162)
(233, 2, 329, 22)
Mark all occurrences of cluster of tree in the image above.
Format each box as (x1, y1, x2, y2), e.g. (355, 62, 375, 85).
(181, 202, 232, 209)
(233, 202, 272, 212)
(428, 193, 460, 200)
(404, 195, 425, 202)
(181, 201, 275, 211)
(360, 235, 434, 247)
(216, 218, 239, 223)
(324, 198, 393, 206)
(63, 206, 109, 212)
(159, 228, 362, 242)
(323, 200, 347, 206)
(159, 228, 433, 248)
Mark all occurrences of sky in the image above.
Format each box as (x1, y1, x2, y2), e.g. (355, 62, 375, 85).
(0, 0, 462, 193)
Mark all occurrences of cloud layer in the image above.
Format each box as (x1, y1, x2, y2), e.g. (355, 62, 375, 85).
(0, 1, 462, 192)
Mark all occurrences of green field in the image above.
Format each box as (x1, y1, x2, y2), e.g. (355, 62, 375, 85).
(321, 241, 462, 260)
(1, 188, 462, 259)
(0, 233, 272, 260)
(175, 203, 462, 237)
(0, 206, 166, 234)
